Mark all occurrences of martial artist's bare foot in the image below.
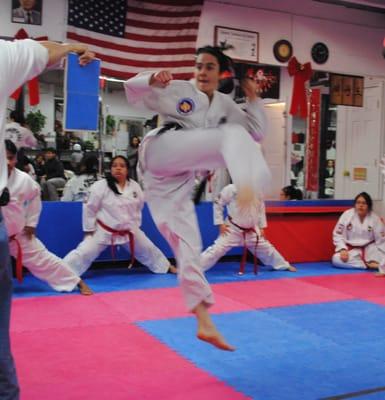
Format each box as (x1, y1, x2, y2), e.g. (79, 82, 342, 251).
(168, 265, 177, 274)
(374, 272, 385, 277)
(366, 261, 379, 270)
(194, 302, 235, 351)
(288, 265, 297, 272)
(78, 280, 93, 295)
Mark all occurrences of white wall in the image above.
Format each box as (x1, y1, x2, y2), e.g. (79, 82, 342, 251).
(198, 1, 385, 77)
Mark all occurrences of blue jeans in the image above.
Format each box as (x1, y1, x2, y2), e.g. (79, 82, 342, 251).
(0, 210, 19, 400)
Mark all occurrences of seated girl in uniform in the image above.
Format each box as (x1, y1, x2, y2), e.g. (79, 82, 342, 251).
(332, 192, 385, 274)
(64, 156, 176, 276)
(3, 140, 92, 295)
(201, 184, 297, 274)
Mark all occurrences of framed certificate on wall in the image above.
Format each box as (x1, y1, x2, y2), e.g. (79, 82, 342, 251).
(214, 26, 259, 63)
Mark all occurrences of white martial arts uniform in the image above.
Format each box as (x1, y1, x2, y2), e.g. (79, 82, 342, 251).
(124, 72, 270, 311)
(3, 168, 81, 291)
(201, 184, 291, 272)
(5, 121, 37, 149)
(61, 174, 99, 202)
(332, 208, 385, 272)
(63, 179, 171, 276)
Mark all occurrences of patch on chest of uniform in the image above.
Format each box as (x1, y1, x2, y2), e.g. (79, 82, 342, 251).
(336, 223, 344, 234)
(176, 98, 195, 115)
(347, 223, 352, 231)
(368, 225, 373, 232)
(132, 191, 138, 198)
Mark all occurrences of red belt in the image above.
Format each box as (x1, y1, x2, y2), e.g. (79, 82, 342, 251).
(346, 240, 375, 266)
(9, 234, 23, 283)
(228, 216, 259, 275)
(97, 219, 135, 268)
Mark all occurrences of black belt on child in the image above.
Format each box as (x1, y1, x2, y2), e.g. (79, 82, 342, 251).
(157, 122, 183, 135)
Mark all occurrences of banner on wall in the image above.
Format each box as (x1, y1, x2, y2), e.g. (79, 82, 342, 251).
(305, 88, 321, 192)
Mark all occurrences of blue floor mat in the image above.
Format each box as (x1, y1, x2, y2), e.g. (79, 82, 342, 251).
(12, 261, 366, 298)
(138, 304, 385, 400)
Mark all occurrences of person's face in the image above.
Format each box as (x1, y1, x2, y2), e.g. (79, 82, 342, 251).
(355, 196, 369, 217)
(45, 151, 56, 160)
(132, 137, 139, 147)
(111, 157, 128, 181)
(6, 151, 17, 175)
(194, 53, 220, 98)
(19, 0, 36, 10)
(327, 160, 334, 168)
(279, 190, 289, 201)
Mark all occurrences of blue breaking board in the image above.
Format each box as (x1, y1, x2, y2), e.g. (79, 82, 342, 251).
(64, 52, 101, 131)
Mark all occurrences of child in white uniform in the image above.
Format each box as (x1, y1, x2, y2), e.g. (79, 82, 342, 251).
(3, 140, 92, 295)
(61, 154, 99, 202)
(201, 184, 296, 274)
(64, 156, 176, 276)
(124, 46, 270, 351)
(332, 192, 385, 273)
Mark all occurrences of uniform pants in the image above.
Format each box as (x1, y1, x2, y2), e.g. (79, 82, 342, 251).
(41, 177, 66, 201)
(201, 225, 290, 272)
(332, 243, 385, 271)
(63, 228, 170, 276)
(142, 123, 270, 311)
(9, 233, 80, 292)
(0, 211, 19, 400)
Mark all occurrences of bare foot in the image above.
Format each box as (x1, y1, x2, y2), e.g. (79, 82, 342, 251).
(78, 280, 93, 295)
(288, 265, 297, 272)
(194, 302, 235, 351)
(168, 265, 177, 274)
(367, 261, 379, 270)
(374, 272, 385, 277)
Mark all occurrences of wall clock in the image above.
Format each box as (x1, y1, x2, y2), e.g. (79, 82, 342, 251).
(311, 42, 329, 64)
(273, 40, 293, 62)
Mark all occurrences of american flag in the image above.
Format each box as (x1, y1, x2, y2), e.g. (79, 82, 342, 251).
(67, 0, 204, 80)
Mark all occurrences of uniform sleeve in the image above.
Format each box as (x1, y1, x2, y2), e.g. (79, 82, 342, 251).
(373, 214, 385, 253)
(0, 39, 48, 97)
(24, 177, 42, 228)
(225, 96, 268, 143)
(82, 181, 104, 232)
(333, 212, 348, 252)
(124, 71, 161, 112)
(258, 200, 267, 229)
(213, 184, 235, 225)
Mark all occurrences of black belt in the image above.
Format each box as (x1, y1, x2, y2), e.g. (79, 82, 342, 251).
(0, 188, 10, 206)
(157, 122, 183, 135)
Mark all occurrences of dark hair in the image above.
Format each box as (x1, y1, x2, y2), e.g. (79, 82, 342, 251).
(129, 135, 140, 148)
(106, 155, 130, 195)
(45, 147, 57, 154)
(196, 46, 232, 73)
(282, 185, 303, 200)
(5, 139, 17, 155)
(76, 154, 98, 176)
(354, 192, 373, 212)
(10, 110, 25, 125)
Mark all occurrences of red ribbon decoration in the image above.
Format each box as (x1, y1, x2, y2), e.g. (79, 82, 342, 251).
(10, 29, 48, 106)
(288, 56, 312, 119)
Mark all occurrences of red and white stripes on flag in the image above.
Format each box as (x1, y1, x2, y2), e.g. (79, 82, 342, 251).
(66, 0, 204, 80)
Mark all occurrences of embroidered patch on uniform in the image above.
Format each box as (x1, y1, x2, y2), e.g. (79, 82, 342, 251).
(176, 98, 195, 115)
(368, 226, 373, 232)
(133, 191, 138, 198)
(347, 223, 352, 231)
(336, 224, 344, 234)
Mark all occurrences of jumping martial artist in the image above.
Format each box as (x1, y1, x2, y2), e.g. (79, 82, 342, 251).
(201, 183, 297, 274)
(3, 140, 92, 295)
(64, 156, 177, 276)
(332, 192, 385, 274)
(124, 46, 271, 351)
